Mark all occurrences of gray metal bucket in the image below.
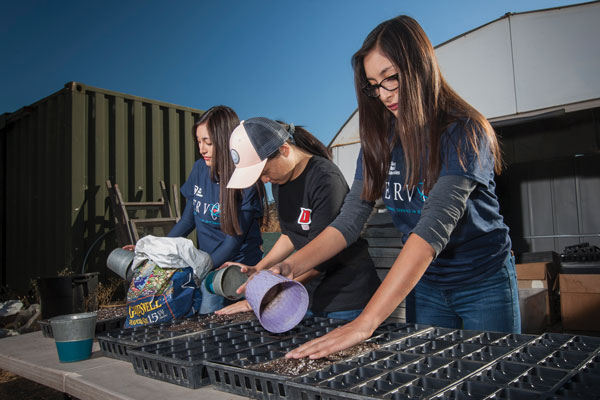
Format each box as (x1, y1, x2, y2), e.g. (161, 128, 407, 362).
(50, 312, 97, 362)
(106, 248, 135, 281)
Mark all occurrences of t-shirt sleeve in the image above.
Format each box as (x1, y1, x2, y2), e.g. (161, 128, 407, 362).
(306, 170, 348, 242)
(438, 122, 494, 187)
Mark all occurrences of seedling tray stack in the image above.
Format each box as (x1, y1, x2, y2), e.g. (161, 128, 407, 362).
(204, 321, 432, 399)
(97, 312, 256, 361)
(285, 331, 600, 400)
(127, 317, 347, 390)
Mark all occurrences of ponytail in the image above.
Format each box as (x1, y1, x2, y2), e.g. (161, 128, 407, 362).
(274, 121, 332, 160)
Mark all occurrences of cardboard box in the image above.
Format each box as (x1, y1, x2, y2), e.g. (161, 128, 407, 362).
(515, 262, 559, 325)
(560, 273, 600, 331)
(518, 288, 547, 334)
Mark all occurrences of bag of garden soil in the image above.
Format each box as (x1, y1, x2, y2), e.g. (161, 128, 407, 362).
(125, 260, 201, 327)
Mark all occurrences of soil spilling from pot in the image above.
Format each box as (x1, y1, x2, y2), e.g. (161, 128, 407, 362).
(250, 342, 380, 376)
(165, 311, 255, 332)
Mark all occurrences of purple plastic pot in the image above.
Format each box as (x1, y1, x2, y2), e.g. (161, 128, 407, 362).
(245, 271, 309, 333)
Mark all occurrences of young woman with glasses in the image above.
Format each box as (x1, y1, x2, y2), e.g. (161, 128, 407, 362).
(217, 117, 381, 320)
(267, 15, 520, 359)
(166, 106, 267, 313)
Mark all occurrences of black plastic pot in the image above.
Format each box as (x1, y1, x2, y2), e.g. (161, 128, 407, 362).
(37, 272, 99, 319)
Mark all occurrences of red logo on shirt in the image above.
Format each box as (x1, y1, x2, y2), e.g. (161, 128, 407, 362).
(298, 208, 312, 225)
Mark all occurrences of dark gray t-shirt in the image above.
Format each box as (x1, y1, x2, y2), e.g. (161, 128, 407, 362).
(273, 156, 380, 313)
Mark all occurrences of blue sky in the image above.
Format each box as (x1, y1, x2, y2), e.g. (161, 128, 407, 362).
(0, 0, 584, 145)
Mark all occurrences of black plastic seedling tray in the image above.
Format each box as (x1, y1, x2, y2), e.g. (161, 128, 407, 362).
(97, 313, 258, 361)
(39, 315, 127, 338)
(129, 329, 278, 389)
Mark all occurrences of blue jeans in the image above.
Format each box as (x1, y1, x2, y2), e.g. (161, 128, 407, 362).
(406, 255, 521, 333)
(305, 308, 363, 321)
(199, 276, 229, 314)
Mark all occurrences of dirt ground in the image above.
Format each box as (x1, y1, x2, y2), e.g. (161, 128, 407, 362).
(0, 369, 66, 399)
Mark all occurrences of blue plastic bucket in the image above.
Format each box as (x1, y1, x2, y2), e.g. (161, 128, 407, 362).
(49, 312, 97, 362)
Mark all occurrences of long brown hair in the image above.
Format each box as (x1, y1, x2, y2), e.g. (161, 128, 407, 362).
(194, 106, 267, 235)
(352, 15, 503, 201)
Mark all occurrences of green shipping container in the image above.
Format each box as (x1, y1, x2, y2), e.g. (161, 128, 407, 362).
(0, 82, 205, 293)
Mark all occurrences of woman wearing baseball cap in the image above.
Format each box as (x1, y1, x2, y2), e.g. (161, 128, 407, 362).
(216, 117, 380, 320)
(166, 106, 267, 313)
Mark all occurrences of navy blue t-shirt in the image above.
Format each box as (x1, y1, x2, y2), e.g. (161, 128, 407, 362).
(355, 123, 511, 287)
(168, 159, 263, 268)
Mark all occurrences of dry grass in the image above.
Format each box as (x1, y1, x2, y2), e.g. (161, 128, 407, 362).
(261, 202, 280, 233)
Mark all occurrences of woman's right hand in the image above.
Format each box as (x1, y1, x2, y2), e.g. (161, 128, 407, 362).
(123, 244, 135, 252)
(215, 300, 252, 315)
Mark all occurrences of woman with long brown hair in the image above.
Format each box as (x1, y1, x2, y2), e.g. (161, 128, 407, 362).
(167, 106, 266, 313)
(264, 16, 519, 359)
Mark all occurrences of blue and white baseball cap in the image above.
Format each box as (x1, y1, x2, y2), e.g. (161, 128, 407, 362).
(227, 117, 291, 189)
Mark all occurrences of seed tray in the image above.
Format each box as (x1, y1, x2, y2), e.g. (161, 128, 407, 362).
(288, 368, 454, 400)
(462, 346, 514, 363)
(38, 315, 127, 338)
(129, 329, 276, 389)
(551, 370, 600, 399)
(222, 317, 346, 339)
(530, 333, 600, 353)
(97, 313, 259, 361)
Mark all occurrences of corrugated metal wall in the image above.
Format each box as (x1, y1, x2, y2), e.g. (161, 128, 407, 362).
(496, 108, 600, 254)
(0, 82, 204, 292)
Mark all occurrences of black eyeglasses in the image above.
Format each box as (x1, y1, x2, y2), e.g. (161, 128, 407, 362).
(362, 74, 399, 98)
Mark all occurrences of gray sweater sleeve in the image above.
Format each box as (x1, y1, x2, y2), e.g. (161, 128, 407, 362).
(412, 175, 477, 257)
(329, 179, 375, 246)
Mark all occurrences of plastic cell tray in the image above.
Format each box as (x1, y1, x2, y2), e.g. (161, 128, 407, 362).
(39, 315, 126, 338)
(509, 366, 568, 392)
(552, 370, 600, 399)
(398, 356, 455, 375)
(469, 361, 531, 385)
(462, 346, 514, 363)
(433, 380, 500, 399)
(97, 313, 260, 361)
(223, 317, 346, 339)
(129, 329, 276, 389)
(427, 359, 486, 381)
(501, 345, 556, 365)
(435, 342, 485, 359)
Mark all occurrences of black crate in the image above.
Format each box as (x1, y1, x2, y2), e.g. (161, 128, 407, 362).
(39, 315, 127, 339)
(129, 329, 275, 389)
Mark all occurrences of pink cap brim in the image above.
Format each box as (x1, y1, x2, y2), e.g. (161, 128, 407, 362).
(226, 158, 267, 189)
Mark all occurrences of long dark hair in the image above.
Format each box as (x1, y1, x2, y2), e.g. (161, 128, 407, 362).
(352, 15, 503, 201)
(270, 121, 332, 160)
(194, 106, 267, 235)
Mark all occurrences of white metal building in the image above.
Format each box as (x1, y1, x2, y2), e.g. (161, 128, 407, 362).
(330, 1, 600, 254)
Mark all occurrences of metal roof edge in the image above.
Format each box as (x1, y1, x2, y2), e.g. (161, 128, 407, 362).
(489, 98, 600, 127)
(64, 81, 206, 113)
(434, 0, 599, 49)
(328, 108, 358, 148)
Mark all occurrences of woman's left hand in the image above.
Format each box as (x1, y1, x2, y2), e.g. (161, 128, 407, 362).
(285, 316, 374, 359)
(215, 300, 252, 315)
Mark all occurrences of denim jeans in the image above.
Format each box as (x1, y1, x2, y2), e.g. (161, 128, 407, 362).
(406, 254, 521, 333)
(199, 276, 229, 314)
(305, 308, 363, 321)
